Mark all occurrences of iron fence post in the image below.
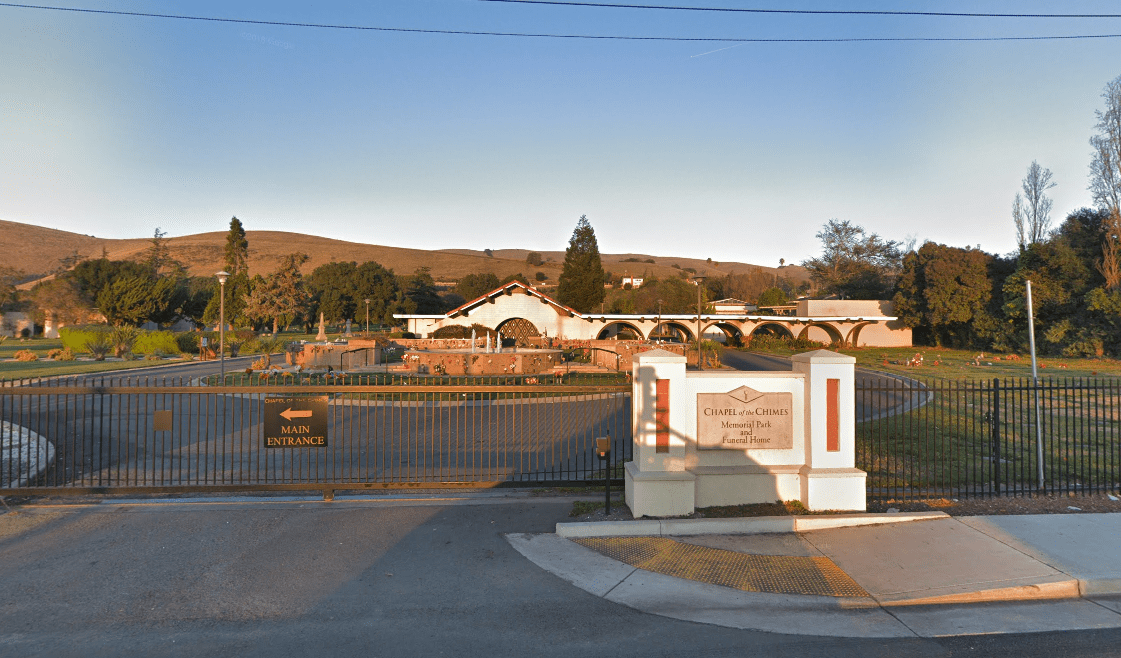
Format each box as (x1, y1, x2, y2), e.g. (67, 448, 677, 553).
(991, 378, 1000, 496)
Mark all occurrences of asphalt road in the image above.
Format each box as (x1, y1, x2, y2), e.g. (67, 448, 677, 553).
(5, 358, 631, 489)
(1, 496, 1119, 657)
(721, 349, 926, 422)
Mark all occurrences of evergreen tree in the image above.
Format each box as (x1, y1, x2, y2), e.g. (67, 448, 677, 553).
(557, 215, 605, 312)
(405, 267, 444, 314)
(204, 217, 251, 326)
(456, 273, 501, 301)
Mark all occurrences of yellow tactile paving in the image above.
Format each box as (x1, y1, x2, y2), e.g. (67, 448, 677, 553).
(573, 536, 868, 598)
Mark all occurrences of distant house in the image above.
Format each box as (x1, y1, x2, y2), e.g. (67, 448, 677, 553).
(710, 298, 757, 314)
(621, 274, 644, 288)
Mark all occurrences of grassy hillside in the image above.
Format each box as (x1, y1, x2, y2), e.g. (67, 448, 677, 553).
(4, 219, 807, 288)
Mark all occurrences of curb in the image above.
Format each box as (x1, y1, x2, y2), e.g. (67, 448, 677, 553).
(556, 511, 949, 538)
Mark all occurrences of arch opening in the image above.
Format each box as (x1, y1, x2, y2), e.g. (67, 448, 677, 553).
(797, 322, 844, 346)
(597, 321, 644, 340)
(708, 322, 745, 346)
(747, 323, 795, 343)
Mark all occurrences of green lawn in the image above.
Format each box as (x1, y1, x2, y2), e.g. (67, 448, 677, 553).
(736, 343, 1121, 380)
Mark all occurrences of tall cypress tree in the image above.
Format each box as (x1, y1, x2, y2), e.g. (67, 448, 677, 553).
(204, 217, 251, 326)
(557, 215, 606, 313)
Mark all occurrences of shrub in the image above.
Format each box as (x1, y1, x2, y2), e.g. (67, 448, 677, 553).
(84, 332, 112, 361)
(47, 348, 76, 361)
(133, 331, 180, 356)
(60, 325, 112, 352)
(111, 326, 139, 359)
(14, 349, 38, 362)
(176, 332, 201, 354)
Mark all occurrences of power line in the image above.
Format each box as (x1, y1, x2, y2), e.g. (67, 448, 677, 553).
(2, 2, 1120, 43)
(480, 0, 1121, 19)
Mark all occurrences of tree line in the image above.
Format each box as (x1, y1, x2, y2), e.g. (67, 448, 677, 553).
(803, 73, 1121, 357)
(19, 218, 455, 333)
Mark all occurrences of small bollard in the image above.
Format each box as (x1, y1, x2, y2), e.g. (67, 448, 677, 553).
(596, 434, 611, 515)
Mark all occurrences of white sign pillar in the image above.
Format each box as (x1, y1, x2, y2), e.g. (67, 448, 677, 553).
(625, 349, 695, 518)
(791, 350, 866, 511)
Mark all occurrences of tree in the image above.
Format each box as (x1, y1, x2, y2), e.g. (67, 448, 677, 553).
(526, 252, 543, 266)
(96, 275, 164, 326)
(757, 287, 789, 307)
(1090, 74, 1121, 218)
(1013, 161, 1056, 251)
(557, 215, 606, 312)
(305, 261, 359, 323)
(355, 260, 403, 324)
(0, 266, 23, 309)
(203, 217, 251, 326)
(243, 253, 308, 333)
(67, 258, 150, 301)
(456, 273, 501, 300)
(802, 219, 901, 299)
(893, 243, 997, 347)
(1090, 75, 1121, 290)
(1001, 240, 1096, 354)
(144, 227, 182, 276)
(718, 269, 783, 304)
(177, 276, 215, 327)
(27, 277, 90, 326)
(405, 267, 444, 314)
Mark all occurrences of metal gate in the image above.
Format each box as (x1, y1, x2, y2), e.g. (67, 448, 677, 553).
(0, 375, 632, 498)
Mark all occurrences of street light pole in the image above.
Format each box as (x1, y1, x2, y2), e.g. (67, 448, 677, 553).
(693, 276, 706, 370)
(656, 299, 663, 342)
(365, 298, 371, 337)
(216, 271, 229, 382)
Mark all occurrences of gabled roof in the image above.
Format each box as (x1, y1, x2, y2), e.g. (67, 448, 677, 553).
(443, 281, 583, 320)
(711, 298, 749, 305)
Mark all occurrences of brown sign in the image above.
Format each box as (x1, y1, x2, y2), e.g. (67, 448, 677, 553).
(697, 386, 793, 450)
(263, 396, 329, 448)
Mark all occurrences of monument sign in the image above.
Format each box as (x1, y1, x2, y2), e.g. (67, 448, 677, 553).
(697, 386, 792, 450)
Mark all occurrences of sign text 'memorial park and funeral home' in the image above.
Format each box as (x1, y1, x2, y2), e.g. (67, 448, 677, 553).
(263, 396, 329, 448)
(697, 386, 793, 450)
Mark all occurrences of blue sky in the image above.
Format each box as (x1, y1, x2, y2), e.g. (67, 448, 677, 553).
(2, 1, 1120, 267)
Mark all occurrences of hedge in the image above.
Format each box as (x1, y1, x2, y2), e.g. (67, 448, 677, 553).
(60, 326, 184, 355)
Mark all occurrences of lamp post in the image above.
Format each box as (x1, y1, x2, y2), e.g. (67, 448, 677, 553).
(364, 298, 371, 336)
(693, 276, 706, 370)
(655, 299, 663, 341)
(216, 271, 229, 381)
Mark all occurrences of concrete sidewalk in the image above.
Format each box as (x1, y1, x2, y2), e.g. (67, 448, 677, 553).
(508, 512, 1121, 638)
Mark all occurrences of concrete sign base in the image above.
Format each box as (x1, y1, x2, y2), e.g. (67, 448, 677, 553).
(624, 349, 866, 517)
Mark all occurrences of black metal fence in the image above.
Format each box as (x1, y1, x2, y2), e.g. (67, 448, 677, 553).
(9, 370, 1118, 502)
(858, 376, 1121, 499)
(0, 374, 631, 498)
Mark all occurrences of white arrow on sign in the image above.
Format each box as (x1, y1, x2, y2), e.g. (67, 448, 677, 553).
(280, 408, 314, 422)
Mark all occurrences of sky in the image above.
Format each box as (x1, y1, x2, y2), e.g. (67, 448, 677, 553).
(2, 1, 1120, 267)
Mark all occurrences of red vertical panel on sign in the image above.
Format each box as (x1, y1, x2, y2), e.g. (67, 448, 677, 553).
(827, 378, 840, 452)
(656, 379, 669, 454)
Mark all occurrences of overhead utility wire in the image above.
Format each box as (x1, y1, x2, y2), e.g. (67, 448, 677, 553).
(480, 1, 1121, 19)
(2, 3, 1120, 42)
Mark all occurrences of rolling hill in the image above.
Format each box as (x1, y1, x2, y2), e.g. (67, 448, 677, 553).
(2, 219, 806, 289)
